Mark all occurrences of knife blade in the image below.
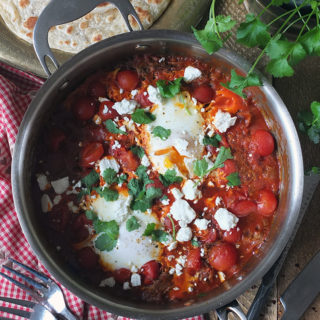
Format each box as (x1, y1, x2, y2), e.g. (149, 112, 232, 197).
(245, 173, 320, 320)
(280, 250, 320, 320)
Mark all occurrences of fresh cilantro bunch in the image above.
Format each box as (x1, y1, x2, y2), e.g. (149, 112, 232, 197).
(298, 101, 320, 143)
(193, 0, 320, 97)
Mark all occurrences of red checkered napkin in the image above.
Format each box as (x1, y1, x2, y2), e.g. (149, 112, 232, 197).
(0, 62, 204, 320)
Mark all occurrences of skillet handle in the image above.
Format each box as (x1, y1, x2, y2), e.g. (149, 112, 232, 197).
(33, 0, 143, 77)
(216, 300, 247, 320)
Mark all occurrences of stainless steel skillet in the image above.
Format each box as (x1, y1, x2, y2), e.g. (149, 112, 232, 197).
(11, 0, 303, 319)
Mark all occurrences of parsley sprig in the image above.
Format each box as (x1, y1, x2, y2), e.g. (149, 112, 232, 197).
(193, 0, 320, 97)
(298, 101, 320, 143)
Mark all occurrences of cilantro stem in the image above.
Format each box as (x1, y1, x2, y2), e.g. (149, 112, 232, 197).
(267, 8, 297, 27)
(282, 14, 310, 34)
(297, 8, 316, 41)
(258, 0, 276, 18)
(210, 0, 221, 40)
(292, 0, 310, 31)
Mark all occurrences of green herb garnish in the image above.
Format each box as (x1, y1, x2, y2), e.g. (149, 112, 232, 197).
(132, 109, 156, 124)
(126, 216, 141, 231)
(81, 169, 99, 189)
(226, 172, 241, 187)
(157, 77, 183, 98)
(159, 169, 183, 187)
(94, 186, 119, 201)
(143, 223, 169, 242)
(93, 219, 119, 252)
(131, 145, 145, 159)
(152, 126, 171, 140)
(191, 239, 200, 247)
(203, 134, 222, 147)
(105, 119, 127, 135)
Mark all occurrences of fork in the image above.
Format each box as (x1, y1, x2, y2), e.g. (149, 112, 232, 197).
(0, 258, 79, 320)
(0, 296, 56, 320)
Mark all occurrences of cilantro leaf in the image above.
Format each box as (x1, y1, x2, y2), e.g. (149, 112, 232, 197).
(306, 167, 320, 175)
(81, 169, 99, 189)
(151, 230, 169, 242)
(214, 147, 234, 168)
(102, 168, 117, 185)
(118, 173, 128, 185)
(298, 101, 320, 144)
(93, 219, 119, 240)
(126, 216, 141, 231)
(237, 14, 271, 48)
(222, 69, 262, 98)
(132, 109, 156, 124)
(143, 223, 156, 236)
(159, 169, 183, 187)
(300, 26, 320, 56)
(128, 178, 141, 197)
(94, 186, 119, 201)
(152, 126, 171, 140)
(227, 172, 241, 187)
(193, 158, 209, 177)
(192, 22, 223, 55)
(266, 58, 294, 78)
(145, 187, 163, 201)
(191, 239, 200, 247)
(85, 210, 97, 221)
(272, 0, 291, 5)
(131, 145, 145, 159)
(203, 134, 222, 147)
(157, 78, 183, 98)
(216, 15, 236, 33)
(105, 119, 127, 135)
(95, 233, 117, 251)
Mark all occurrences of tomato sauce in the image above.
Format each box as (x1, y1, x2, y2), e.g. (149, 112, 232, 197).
(32, 55, 279, 303)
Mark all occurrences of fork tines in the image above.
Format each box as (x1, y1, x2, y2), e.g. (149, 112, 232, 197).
(0, 296, 34, 319)
(0, 258, 49, 297)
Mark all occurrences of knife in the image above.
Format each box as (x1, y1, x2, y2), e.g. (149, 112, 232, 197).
(280, 250, 320, 320)
(245, 173, 320, 320)
(216, 173, 320, 320)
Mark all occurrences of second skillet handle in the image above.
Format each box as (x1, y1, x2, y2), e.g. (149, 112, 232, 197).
(33, 0, 143, 77)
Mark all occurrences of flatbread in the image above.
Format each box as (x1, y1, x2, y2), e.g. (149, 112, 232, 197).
(0, 0, 171, 53)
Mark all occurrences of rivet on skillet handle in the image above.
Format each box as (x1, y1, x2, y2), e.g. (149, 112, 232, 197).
(216, 299, 247, 320)
(33, 0, 144, 77)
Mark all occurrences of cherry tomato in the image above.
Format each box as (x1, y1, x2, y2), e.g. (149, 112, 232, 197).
(87, 125, 107, 143)
(98, 101, 118, 121)
(215, 87, 245, 113)
(114, 268, 131, 283)
(222, 227, 242, 243)
(87, 81, 106, 98)
(135, 91, 152, 107)
(111, 146, 139, 172)
(199, 228, 217, 244)
(77, 247, 99, 270)
(163, 215, 180, 234)
(117, 70, 139, 91)
(233, 200, 257, 217)
(80, 142, 104, 167)
(186, 248, 201, 271)
(208, 242, 238, 271)
(140, 260, 160, 285)
(47, 128, 66, 152)
(192, 84, 214, 104)
(222, 159, 237, 176)
(257, 189, 277, 216)
(251, 130, 275, 157)
(72, 96, 97, 120)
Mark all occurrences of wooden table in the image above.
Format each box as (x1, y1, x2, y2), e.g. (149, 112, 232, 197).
(206, 2, 320, 319)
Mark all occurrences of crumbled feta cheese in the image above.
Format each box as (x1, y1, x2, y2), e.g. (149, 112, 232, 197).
(176, 227, 193, 242)
(176, 255, 186, 266)
(159, 57, 165, 63)
(213, 109, 237, 133)
(215, 196, 222, 206)
(123, 282, 130, 290)
(98, 97, 109, 102)
(173, 286, 180, 291)
(170, 198, 196, 226)
(99, 277, 116, 287)
(112, 99, 138, 115)
(175, 264, 183, 276)
(53, 195, 62, 205)
(168, 255, 175, 261)
(147, 85, 163, 105)
(161, 198, 170, 206)
(112, 140, 121, 150)
(41, 194, 52, 213)
(119, 88, 124, 94)
(214, 208, 239, 231)
(188, 287, 193, 292)
(182, 180, 201, 200)
(218, 271, 226, 282)
(169, 268, 175, 275)
(51, 177, 69, 194)
(99, 157, 120, 174)
(131, 89, 138, 97)
(167, 241, 177, 251)
(131, 273, 141, 287)
(102, 104, 110, 115)
(171, 188, 183, 200)
(200, 248, 205, 257)
(194, 218, 210, 230)
(192, 97, 197, 105)
(119, 125, 126, 132)
(37, 174, 49, 191)
(183, 66, 202, 83)
(141, 155, 150, 167)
